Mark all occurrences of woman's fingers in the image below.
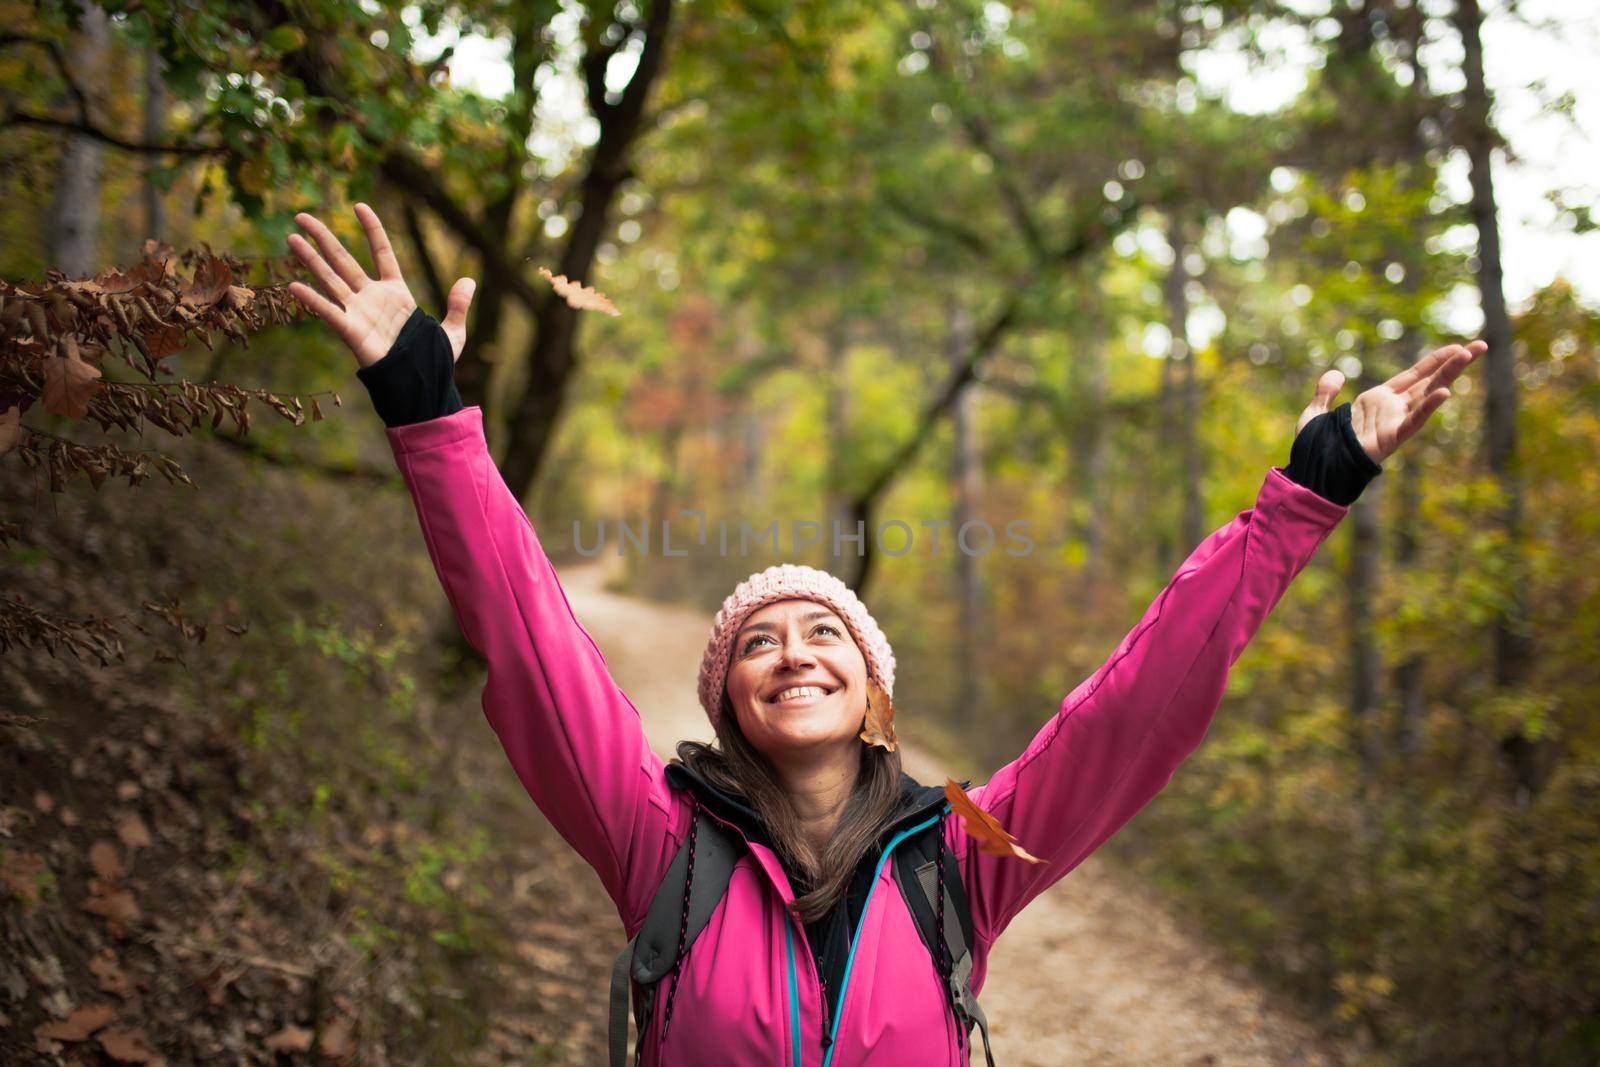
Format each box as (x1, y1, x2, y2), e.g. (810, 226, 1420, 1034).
(286, 232, 353, 307)
(354, 203, 403, 282)
(439, 276, 478, 362)
(1385, 344, 1450, 394)
(1391, 340, 1484, 399)
(293, 211, 368, 296)
(1428, 341, 1484, 393)
(286, 280, 347, 332)
(1295, 368, 1345, 436)
(1401, 386, 1451, 441)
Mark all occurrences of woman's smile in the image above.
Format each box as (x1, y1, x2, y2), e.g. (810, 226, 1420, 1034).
(767, 684, 836, 707)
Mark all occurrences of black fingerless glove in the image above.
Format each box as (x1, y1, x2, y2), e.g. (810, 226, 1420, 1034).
(354, 307, 464, 428)
(1282, 401, 1383, 506)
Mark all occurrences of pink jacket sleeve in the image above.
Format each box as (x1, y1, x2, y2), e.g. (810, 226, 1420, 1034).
(955, 464, 1350, 952)
(384, 405, 683, 934)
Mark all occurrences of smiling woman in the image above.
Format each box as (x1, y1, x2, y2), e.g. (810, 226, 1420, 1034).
(285, 203, 1482, 1067)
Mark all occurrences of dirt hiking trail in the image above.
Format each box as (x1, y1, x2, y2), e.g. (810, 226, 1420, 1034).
(557, 556, 1351, 1067)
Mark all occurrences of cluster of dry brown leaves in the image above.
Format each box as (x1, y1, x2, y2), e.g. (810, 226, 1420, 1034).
(0, 238, 322, 492)
(0, 239, 308, 667)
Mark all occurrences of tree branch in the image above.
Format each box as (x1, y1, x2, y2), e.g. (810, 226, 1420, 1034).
(0, 109, 224, 156)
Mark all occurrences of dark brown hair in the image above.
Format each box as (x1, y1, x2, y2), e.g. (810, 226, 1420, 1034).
(672, 691, 904, 923)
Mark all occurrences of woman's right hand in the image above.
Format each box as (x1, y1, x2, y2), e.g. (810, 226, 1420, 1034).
(286, 203, 476, 368)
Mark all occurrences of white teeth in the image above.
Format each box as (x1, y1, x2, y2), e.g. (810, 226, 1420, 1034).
(770, 686, 828, 703)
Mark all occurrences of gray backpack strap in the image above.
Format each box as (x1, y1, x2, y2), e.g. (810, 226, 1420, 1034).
(916, 859, 997, 1067)
(608, 806, 742, 1067)
(609, 938, 642, 1067)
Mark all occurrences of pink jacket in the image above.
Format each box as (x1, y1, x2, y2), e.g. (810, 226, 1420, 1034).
(384, 405, 1350, 1066)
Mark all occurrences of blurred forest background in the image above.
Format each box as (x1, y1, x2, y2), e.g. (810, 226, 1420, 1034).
(3, 0, 1598, 1063)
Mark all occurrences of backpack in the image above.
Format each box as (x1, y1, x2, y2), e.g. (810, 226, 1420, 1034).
(607, 802, 996, 1066)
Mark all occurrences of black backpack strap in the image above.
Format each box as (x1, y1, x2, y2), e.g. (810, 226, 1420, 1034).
(893, 813, 997, 1067)
(608, 806, 742, 1067)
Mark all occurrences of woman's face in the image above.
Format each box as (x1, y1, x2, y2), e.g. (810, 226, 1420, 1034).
(724, 599, 869, 760)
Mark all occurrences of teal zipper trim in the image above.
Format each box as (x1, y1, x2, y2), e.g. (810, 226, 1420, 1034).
(786, 918, 802, 1067)
(820, 808, 946, 1067)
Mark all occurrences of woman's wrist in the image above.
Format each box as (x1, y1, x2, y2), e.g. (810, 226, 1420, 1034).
(1283, 402, 1383, 506)
(354, 306, 465, 428)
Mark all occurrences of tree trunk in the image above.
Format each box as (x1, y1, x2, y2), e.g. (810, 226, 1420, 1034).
(1456, 0, 1536, 800)
(824, 321, 854, 548)
(141, 42, 166, 247)
(1347, 358, 1384, 782)
(45, 2, 109, 278)
(1390, 338, 1428, 774)
(947, 304, 983, 724)
(1164, 215, 1205, 565)
(1085, 335, 1109, 581)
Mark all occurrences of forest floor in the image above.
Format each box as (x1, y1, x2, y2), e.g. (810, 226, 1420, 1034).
(2, 423, 1357, 1065)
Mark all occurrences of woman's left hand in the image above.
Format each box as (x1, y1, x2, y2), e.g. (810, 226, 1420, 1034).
(1295, 340, 1487, 464)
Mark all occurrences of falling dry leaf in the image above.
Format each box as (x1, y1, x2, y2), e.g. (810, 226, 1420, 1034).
(89, 949, 137, 998)
(0, 849, 48, 906)
(34, 791, 55, 813)
(116, 781, 141, 802)
(264, 1025, 313, 1053)
(116, 812, 153, 850)
(859, 681, 899, 752)
(98, 1026, 160, 1063)
(41, 346, 103, 420)
(0, 404, 19, 456)
(944, 779, 1044, 864)
(89, 840, 126, 880)
(536, 266, 620, 316)
(34, 1002, 116, 1041)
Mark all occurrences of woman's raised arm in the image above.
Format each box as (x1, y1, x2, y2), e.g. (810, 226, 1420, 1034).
(286, 207, 684, 934)
(951, 342, 1482, 956)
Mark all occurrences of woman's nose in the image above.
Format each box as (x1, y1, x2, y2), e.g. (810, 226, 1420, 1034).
(777, 635, 815, 669)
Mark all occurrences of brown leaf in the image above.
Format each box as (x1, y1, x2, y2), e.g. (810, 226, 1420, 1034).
(264, 1025, 313, 1053)
(859, 681, 899, 752)
(0, 849, 48, 906)
(180, 255, 231, 307)
(89, 840, 126, 880)
(34, 1002, 116, 1041)
(89, 949, 137, 998)
(944, 779, 1044, 864)
(318, 1015, 356, 1061)
(83, 880, 141, 935)
(0, 404, 19, 456)
(116, 812, 153, 850)
(140, 322, 187, 362)
(98, 1026, 160, 1063)
(536, 266, 621, 316)
(41, 345, 104, 420)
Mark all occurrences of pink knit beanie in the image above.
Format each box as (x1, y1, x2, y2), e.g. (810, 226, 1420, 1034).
(697, 563, 897, 729)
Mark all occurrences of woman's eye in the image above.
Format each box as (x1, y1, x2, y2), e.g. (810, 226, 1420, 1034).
(815, 624, 840, 637)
